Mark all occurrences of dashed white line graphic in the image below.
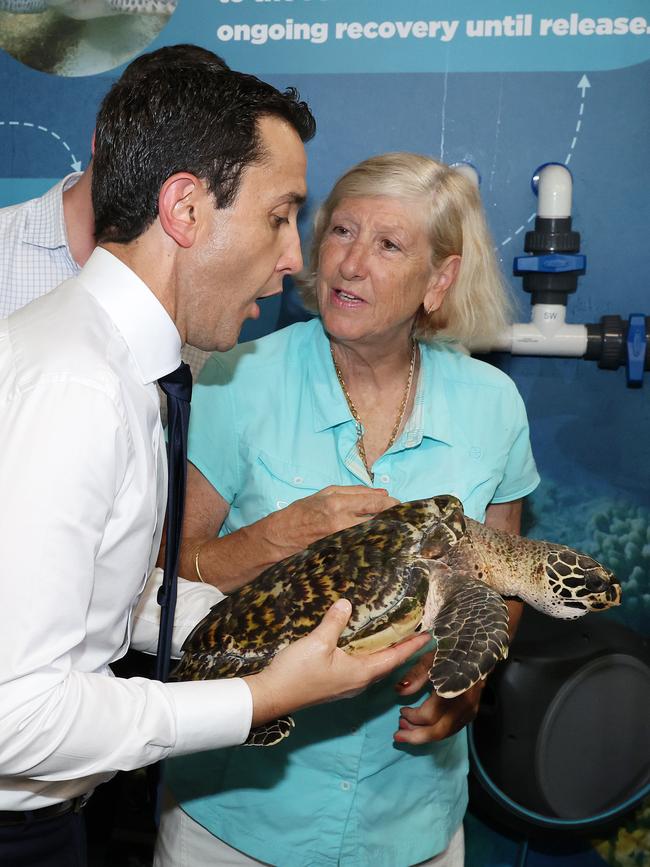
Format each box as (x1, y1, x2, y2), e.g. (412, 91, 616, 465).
(500, 73, 591, 248)
(0, 120, 82, 171)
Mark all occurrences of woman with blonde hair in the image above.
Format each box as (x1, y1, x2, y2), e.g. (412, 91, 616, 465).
(155, 153, 539, 867)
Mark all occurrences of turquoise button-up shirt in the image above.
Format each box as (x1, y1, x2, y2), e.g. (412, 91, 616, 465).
(169, 319, 539, 867)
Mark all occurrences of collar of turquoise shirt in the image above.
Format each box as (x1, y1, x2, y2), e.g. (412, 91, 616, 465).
(307, 319, 456, 449)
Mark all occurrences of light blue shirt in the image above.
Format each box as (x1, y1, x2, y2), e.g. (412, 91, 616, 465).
(169, 318, 539, 867)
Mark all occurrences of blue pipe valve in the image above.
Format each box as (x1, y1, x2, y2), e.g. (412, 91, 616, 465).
(513, 253, 586, 274)
(626, 314, 647, 387)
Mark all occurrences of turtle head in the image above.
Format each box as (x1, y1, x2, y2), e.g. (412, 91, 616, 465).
(543, 547, 621, 619)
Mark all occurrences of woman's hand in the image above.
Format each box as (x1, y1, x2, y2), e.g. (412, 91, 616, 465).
(267, 485, 399, 554)
(245, 599, 430, 727)
(393, 651, 486, 744)
(388, 499, 523, 743)
(178, 466, 399, 592)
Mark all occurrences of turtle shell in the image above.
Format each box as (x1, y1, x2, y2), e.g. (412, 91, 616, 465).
(173, 495, 463, 682)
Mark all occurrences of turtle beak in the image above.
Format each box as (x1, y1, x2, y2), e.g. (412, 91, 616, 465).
(607, 579, 622, 605)
(587, 569, 621, 606)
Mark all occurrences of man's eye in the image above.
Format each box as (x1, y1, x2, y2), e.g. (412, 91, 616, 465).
(381, 239, 400, 251)
(332, 225, 349, 236)
(272, 215, 289, 227)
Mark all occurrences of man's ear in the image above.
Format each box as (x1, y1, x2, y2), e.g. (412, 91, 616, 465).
(158, 173, 202, 249)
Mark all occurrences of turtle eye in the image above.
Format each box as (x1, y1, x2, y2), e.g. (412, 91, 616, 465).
(585, 574, 608, 593)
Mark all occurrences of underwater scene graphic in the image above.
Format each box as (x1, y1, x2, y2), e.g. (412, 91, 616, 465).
(594, 799, 650, 867)
(526, 480, 650, 634)
(0, 0, 177, 77)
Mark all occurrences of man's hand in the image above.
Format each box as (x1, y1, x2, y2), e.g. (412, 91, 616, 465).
(267, 486, 399, 555)
(244, 599, 430, 727)
(393, 651, 486, 744)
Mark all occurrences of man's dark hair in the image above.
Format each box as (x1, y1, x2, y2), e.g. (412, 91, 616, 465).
(117, 43, 230, 80)
(92, 46, 315, 244)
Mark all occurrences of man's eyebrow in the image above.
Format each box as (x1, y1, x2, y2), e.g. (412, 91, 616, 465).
(275, 192, 307, 207)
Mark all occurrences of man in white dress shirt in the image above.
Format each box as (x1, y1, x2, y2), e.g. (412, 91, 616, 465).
(0, 44, 234, 388)
(0, 53, 428, 866)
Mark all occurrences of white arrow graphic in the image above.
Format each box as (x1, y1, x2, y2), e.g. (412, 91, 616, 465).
(564, 74, 591, 166)
(0, 120, 82, 171)
(500, 73, 592, 250)
(577, 74, 591, 98)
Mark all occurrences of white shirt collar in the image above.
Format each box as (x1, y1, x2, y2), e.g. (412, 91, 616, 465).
(80, 247, 181, 385)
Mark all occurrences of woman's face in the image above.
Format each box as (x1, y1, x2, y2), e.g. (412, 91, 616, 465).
(317, 195, 453, 346)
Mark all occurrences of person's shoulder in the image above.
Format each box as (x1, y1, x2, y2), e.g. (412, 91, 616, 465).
(0, 179, 58, 221)
(8, 279, 121, 393)
(425, 340, 518, 394)
(0, 196, 31, 233)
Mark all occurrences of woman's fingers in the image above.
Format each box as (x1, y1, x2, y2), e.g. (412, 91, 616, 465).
(394, 650, 435, 694)
(394, 683, 485, 745)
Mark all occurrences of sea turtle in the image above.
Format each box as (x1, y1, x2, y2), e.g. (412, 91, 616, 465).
(173, 495, 621, 746)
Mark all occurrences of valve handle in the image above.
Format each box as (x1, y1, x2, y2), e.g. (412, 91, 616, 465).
(626, 314, 647, 387)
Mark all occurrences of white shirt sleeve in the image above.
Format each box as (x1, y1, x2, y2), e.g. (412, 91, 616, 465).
(0, 380, 251, 785)
(131, 567, 226, 658)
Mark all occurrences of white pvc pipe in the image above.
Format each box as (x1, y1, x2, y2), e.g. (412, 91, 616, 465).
(490, 305, 588, 356)
(537, 164, 572, 219)
(485, 166, 582, 356)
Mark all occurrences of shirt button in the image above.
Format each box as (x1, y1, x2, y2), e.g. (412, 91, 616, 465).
(276, 500, 288, 509)
(293, 476, 303, 485)
(340, 781, 351, 791)
(379, 474, 390, 484)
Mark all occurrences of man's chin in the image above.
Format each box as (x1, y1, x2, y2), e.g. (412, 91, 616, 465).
(189, 304, 261, 353)
(189, 332, 237, 354)
(213, 335, 238, 352)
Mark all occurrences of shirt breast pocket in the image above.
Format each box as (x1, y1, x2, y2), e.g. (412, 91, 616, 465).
(249, 450, 333, 513)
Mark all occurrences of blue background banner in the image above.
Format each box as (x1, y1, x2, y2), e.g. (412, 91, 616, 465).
(0, 1, 648, 864)
(170, 0, 650, 73)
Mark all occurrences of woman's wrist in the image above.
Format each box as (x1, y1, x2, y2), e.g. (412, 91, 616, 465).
(192, 540, 208, 583)
(258, 507, 298, 560)
(185, 519, 288, 593)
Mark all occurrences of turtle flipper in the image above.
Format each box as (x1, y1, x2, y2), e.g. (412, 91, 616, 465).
(245, 716, 295, 747)
(429, 572, 509, 698)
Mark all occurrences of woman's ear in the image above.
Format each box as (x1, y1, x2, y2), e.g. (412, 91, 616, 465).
(158, 173, 202, 249)
(424, 255, 461, 313)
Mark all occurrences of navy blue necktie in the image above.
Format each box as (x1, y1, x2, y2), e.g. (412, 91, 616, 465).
(155, 361, 192, 683)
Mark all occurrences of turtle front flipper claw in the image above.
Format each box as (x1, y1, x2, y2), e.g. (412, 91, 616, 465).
(429, 572, 509, 698)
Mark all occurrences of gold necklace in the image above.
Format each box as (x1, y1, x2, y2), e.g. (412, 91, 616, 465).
(331, 339, 417, 483)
